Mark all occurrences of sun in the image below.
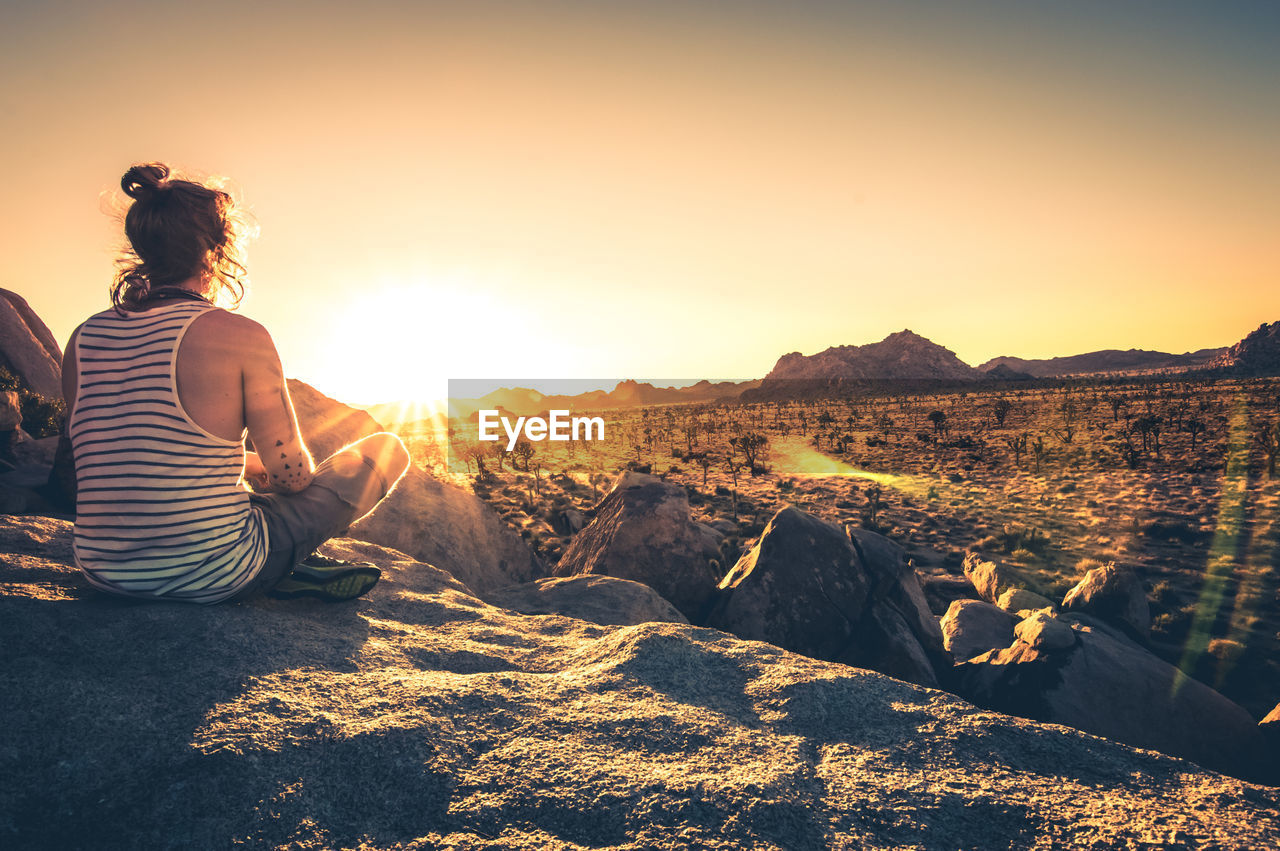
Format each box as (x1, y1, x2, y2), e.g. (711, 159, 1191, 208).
(293, 271, 582, 409)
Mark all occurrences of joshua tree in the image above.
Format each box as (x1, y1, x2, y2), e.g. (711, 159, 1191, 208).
(488, 441, 507, 473)
(1005, 433, 1028, 467)
(693, 451, 713, 490)
(1133, 415, 1161, 454)
(724, 453, 742, 521)
(864, 483, 884, 529)
(624, 425, 644, 462)
(927, 410, 948, 436)
(731, 431, 769, 474)
(512, 438, 536, 472)
(992, 398, 1012, 428)
(1060, 396, 1078, 427)
(876, 414, 894, 441)
(683, 418, 699, 456)
(1031, 435, 1046, 474)
(455, 440, 489, 478)
(1185, 417, 1206, 451)
(589, 470, 609, 502)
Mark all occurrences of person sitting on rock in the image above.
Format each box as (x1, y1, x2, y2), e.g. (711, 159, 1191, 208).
(60, 162, 410, 603)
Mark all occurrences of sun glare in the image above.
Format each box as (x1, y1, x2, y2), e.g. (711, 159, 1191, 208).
(294, 271, 583, 407)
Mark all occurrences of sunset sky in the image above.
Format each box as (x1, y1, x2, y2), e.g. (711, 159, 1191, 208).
(1, 0, 1276, 405)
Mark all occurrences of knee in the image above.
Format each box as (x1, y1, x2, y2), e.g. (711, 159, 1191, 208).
(356, 432, 410, 481)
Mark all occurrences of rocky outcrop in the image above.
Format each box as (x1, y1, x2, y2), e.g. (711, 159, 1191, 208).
(1264, 703, 1280, 783)
(963, 553, 1034, 604)
(996, 587, 1055, 615)
(0, 289, 62, 399)
(763, 330, 982, 384)
(941, 599, 1016, 663)
(706, 506, 950, 688)
(286, 378, 386, 460)
(553, 471, 722, 620)
(1213, 321, 1280, 375)
(349, 466, 544, 595)
(955, 613, 1266, 781)
(287, 378, 543, 595)
(487, 575, 687, 627)
(0, 390, 20, 432)
(1062, 561, 1150, 638)
(2, 514, 1277, 849)
(980, 347, 1224, 378)
(1014, 610, 1075, 651)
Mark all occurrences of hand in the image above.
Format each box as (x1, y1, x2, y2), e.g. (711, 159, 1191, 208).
(243, 450, 271, 492)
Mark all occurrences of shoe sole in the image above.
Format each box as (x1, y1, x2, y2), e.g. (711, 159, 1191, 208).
(293, 559, 378, 578)
(269, 567, 382, 602)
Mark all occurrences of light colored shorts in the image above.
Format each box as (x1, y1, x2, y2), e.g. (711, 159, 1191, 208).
(232, 451, 391, 600)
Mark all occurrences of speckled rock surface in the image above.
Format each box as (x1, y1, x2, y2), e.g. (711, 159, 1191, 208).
(3, 515, 1278, 849)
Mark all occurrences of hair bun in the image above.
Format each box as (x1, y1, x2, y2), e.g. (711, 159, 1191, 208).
(121, 162, 171, 200)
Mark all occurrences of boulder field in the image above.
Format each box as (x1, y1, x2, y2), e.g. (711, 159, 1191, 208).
(3, 514, 1278, 849)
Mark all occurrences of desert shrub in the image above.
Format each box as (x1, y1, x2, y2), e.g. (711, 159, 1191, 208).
(996, 523, 1049, 554)
(1042, 577, 1075, 601)
(1073, 557, 1106, 575)
(0, 365, 66, 438)
(1009, 547, 1037, 563)
(1207, 638, 1245, 666)
(19, 394, 65, 438)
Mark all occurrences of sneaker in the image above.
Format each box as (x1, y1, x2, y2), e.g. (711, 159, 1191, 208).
(269, 558, 381, 602)
(294, 552, 377, 576)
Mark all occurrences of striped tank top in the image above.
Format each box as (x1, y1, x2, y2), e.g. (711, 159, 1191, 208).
(69, 299, 268, 603)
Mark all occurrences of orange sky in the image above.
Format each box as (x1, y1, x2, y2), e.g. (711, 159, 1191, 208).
(1, 1, 1277, 404)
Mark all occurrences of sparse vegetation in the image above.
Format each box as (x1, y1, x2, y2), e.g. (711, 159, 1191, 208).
(421, 375, 1280, 718)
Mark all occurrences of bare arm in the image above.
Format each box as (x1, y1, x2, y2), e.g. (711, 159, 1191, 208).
(239, 319, 315, 493)
(61, 325, 83, 420)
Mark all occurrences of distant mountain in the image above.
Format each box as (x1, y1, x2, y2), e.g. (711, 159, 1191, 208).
(982, 363, 1036, 381)
(765, 330, 981, 383)
(978, 348, 1224, 378)
(741, 330, 983, 401)
(1212, 322, 1280, 376)
(447, 378, 761, 420)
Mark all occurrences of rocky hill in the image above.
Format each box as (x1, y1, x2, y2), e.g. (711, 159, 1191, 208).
(744, 330, 982, 400)
(1213, 321, 1280, 375)
(0, 289, 62, 399)
(448, 379, 760, 421)
(765, 330, 981, 383)
(3, 514, 1278, 849)
(980, 347, 1225, 378)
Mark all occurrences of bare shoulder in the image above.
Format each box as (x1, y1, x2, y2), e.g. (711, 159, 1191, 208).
(188, 309, 277, 354)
